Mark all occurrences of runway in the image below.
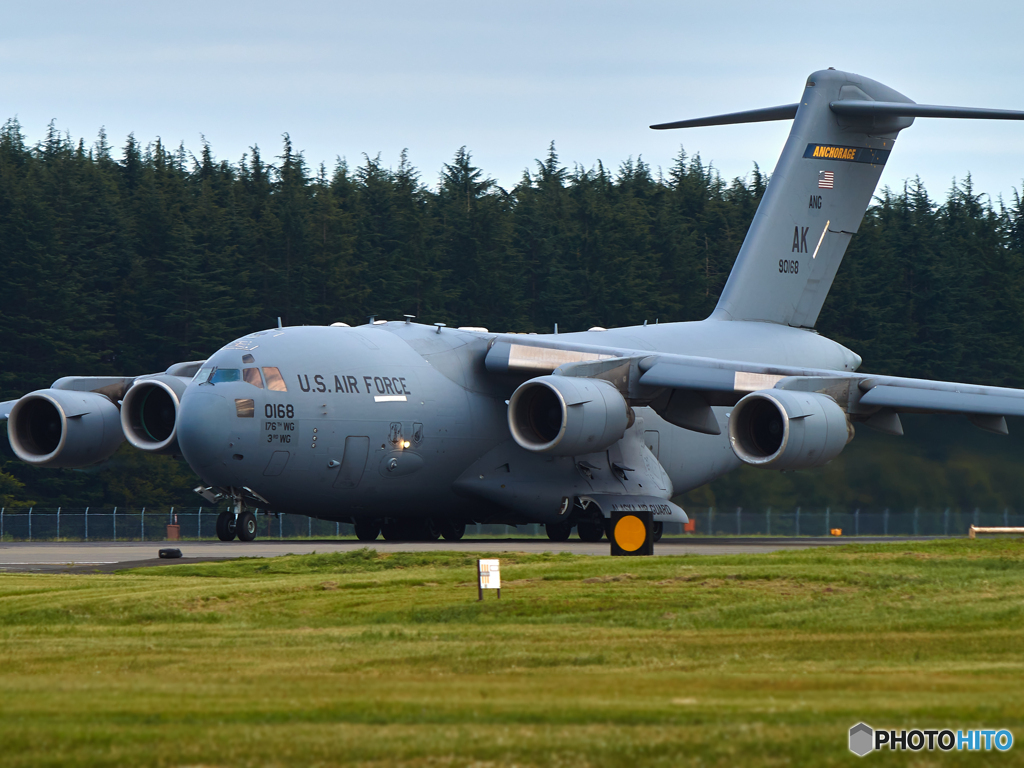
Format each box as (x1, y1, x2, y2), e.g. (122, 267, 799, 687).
(0, 536, 942, 573)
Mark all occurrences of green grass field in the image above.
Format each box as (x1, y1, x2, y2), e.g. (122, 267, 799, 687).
(1, 540, 1023, 766)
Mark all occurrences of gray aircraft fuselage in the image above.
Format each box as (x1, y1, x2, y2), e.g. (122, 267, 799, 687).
(177, 318, 859, 524)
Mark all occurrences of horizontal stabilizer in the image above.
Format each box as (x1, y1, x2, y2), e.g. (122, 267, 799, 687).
(650, 103, 798, 130)
(830, 101, 1024, 121)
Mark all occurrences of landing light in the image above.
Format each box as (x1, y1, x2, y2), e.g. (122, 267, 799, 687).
(402, 440, 411, 449)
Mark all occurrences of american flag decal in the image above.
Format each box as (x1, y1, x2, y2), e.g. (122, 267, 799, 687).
(818, 170, 835, 189)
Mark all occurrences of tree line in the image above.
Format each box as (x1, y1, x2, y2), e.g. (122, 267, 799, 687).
(1, 119, 1023, 509)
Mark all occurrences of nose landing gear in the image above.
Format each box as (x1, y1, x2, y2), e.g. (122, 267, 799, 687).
(215, 511, 237, 541)
(236, 511, 258, 541)
(205, 488, 263, 542)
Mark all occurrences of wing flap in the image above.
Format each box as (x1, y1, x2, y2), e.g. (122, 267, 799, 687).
(858, 385, 1024, 417)
(638, 363, 737, 392)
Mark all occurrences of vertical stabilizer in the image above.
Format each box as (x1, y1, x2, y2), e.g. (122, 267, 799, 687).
(657, 70, 914, 328)
(714, 70, 910, 327)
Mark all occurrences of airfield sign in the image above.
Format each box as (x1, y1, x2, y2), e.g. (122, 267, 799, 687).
(477, 559, 501, 600)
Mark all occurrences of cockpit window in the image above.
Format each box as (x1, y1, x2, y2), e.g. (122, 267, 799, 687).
(262, 367, 287, 392)
(209, 368, 241, 383)
(243, 368, 264, 388)
(195, 367, 214, 383)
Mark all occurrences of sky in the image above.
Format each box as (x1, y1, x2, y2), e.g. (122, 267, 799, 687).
(3, 0, 1023, 203)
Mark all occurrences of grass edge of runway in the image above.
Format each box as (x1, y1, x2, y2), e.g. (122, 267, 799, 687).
(0, 539, 1022, 767)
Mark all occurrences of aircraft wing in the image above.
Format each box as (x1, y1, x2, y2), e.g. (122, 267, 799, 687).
(0, 362, 207, 422)
(485, 335, 1024, 434)
(639, 362, 1024, 416)
(853, 377, 1024, 417)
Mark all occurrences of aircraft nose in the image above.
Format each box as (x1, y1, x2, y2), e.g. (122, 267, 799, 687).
(177, 390, 230, 470)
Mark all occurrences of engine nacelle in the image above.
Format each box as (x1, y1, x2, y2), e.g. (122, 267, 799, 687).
(728, 389, 853, 470)
(7, 389, 123, 468)
(120, 375, 188, 455)
(507, 375, 631, 456)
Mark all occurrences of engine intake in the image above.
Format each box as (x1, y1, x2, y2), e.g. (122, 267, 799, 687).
(120, 376, 188, 454)
(728, 389, 853, 470)
(508, 375, 631, 456)
(7, 389, 123, 468)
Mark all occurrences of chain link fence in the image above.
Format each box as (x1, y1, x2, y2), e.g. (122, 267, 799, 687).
(0, 506, 547, 541)
(670, 506, 1024, 537)
(0, 505, 1020, 541)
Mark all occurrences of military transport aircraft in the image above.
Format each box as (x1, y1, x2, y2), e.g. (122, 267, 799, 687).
(4, 68, 1024, 543)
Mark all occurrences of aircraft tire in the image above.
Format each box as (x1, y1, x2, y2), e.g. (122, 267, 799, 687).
(236, 511, 258, 542)
(439, 519, 466, 541)
(216, 511, 236, 542)
(381, 520, 440, 541)
(421, 518, 441, 541)
(577, 520, 604, 542)
(652, 521, 664, 542)
(354, 521, 380, 541)
(546, 522, 572, 542)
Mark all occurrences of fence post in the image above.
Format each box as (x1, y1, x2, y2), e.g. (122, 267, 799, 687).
(336, 521, 340, 537)
(795, 507, 800, 537)
(883, 508, 889, 536)
(855, 508, 859, 536)
(141, 507, 146, 541)
(85, 507, 89, 541)
(709, 507, 715, 535)
(825, 507, 830, 535)
(113, 506, 117, 541)
(766, 507, 771, 536)
(198, 507, 202, 539)
(913, 507, 919, 536)
(1, 507, 4, 540)
(57, 507, 61, 540)
(29, 507, 32, 541)
(279, 513, 283, 539)
(944, 508, 950, 536)
(308, 516, 312, 538)
(736, 507, 742, 535)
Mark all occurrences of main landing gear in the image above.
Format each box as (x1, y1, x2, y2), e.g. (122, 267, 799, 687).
(381, 519, 440, 541)
(354, 520, 380, 541)
(652, 521, 664, 542)
(545, 521, 572, 542)
(355, 518, 466, 542)
(545, 519, 663, 542)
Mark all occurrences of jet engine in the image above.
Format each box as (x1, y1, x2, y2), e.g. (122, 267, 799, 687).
(507, 375, 631, 456)
(728, 389, 853, 470)
(120, 375, 188, 455)
(7, 389, 123, 468)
